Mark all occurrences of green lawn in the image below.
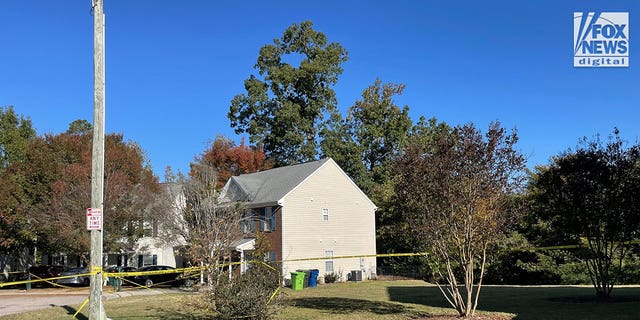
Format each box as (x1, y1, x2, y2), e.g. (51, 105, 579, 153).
(1, 281, 639, 319)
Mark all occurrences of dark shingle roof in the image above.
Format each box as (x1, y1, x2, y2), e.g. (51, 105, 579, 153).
(222, 158, 330, 206)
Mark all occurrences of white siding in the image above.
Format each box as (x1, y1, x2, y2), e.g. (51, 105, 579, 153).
(282, 160, 376, 281)
(134, 237, 177, 267)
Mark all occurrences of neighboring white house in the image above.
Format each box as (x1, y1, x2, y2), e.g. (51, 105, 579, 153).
(108, 182, 188, 269)
(220, 157, 377, 281)
(8, 183, 187, 273)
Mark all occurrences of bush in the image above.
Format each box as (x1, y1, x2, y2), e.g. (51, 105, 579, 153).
(192, 234, 284, 320)
(324, 272, 340, 283)
(485, 249, 561, 285)
(556, 261, 590, 285)
(620, 252, 640, 284)
(203, 261, 282, 319)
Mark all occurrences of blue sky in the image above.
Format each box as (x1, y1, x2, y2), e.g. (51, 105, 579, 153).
(1, 1, 638, 179)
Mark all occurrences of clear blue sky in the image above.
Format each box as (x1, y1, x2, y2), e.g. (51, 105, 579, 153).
(1, 1, 638, 179)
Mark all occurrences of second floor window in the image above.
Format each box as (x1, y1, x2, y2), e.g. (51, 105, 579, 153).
(260, 207, 276, 231)
(241, 210, 256, 233)
(140, 219, 158, 237)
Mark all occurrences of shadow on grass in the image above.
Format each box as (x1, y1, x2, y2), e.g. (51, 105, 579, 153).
(62, 305, 88, 320)
(142, 303, 214, 320)
(289, 297, 416, 315)
(388, 285, 640, 320)
(153, 310, 213, 320)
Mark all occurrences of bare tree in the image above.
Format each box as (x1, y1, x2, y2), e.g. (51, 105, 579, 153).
(161, 165, 244, 286)
(393, 122, 526, 317)
(161, 165, 286, 319)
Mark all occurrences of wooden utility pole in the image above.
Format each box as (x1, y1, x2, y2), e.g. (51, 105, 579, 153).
(89, 0, 106, 319)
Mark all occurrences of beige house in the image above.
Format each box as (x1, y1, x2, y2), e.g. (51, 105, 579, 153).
(220, 158, 377, 281)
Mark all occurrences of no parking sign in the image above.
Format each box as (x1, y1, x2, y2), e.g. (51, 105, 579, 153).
(86, 207, 103, 230)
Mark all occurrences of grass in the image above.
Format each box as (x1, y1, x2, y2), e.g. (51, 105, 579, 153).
(1, 281, 638, 319)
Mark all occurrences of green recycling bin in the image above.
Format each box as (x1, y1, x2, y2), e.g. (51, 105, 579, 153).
(290, 271, 305, 290)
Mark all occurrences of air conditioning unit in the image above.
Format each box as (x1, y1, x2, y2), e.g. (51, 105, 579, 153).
(350, 270, 362, 282)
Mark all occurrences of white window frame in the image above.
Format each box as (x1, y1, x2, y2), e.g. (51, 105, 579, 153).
(324, 250, 334, 273)
(265, 251, 277, 262)
(241, 210, 256, 233)
(322, 208, 329, 222)
(263, 207, 275, 231)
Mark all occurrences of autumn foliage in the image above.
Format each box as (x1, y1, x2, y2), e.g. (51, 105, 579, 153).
(0, 129, 162, 260)
(194, 136, 271, 188)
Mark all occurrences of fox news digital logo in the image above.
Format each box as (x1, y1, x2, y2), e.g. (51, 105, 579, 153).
(574, 12, 629, 67)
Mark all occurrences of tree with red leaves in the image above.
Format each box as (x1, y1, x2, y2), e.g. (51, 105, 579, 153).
(193, 135, 271, 188)
(0, 121, 162, 262)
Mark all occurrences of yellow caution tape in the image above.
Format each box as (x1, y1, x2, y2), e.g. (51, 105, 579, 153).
(266, 286, 280, 305)
(0, 272, 94, 288)
(281, 252, 428, 263)
(2, 270, 27, 274)
(529, 239, 640, 251)
(74, 298, 90, 319)
(2, 241, 638, 288)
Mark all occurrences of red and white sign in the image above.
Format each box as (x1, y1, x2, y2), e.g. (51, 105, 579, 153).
(86, 208, 103, 231)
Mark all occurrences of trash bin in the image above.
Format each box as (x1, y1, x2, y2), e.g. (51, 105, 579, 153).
(297, 269, 310, 288)
(290, 272, 305, 290)
(308, 269, 320, 287)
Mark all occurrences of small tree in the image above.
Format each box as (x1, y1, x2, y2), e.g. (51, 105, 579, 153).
(174, 164, 244, 287)
(164, 165, 282, 319)
(393, 122, 525, 317)
(530, 130, 640, 299)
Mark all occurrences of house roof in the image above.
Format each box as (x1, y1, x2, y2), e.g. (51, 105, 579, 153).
(220, 158, 331, 207)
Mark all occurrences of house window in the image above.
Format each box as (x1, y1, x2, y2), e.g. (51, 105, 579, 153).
(241, 219, 254, 234)
(142, 219, 158, 237)
(138, 254, 157, 267)
(265, 251, 277, 262)
(52, 254, 66, 266)
(260, 207, 276, 232)
(241, 210, 256, 233)
(267, 207, 276, 231)
(325, 250, 334, 273)
(322, 208, 329, 222)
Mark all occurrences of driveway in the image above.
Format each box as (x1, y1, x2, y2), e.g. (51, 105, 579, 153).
(0, 287, 175, 317)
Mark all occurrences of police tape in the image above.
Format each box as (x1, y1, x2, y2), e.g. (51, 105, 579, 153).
(281, 252, 428, 263)
(2, 241, 639, 288)
(531, 239, 640, 251)
(0, 272, 93, 288)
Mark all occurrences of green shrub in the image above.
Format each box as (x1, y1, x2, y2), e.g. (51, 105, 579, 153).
(620, 253, 640, 284)
(203, 261, 282, 319)
(485, 249, 561, 285)
(324, 272, 340, 283)
(556, 262, 590, 284)
(193, 234, 284, 320)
